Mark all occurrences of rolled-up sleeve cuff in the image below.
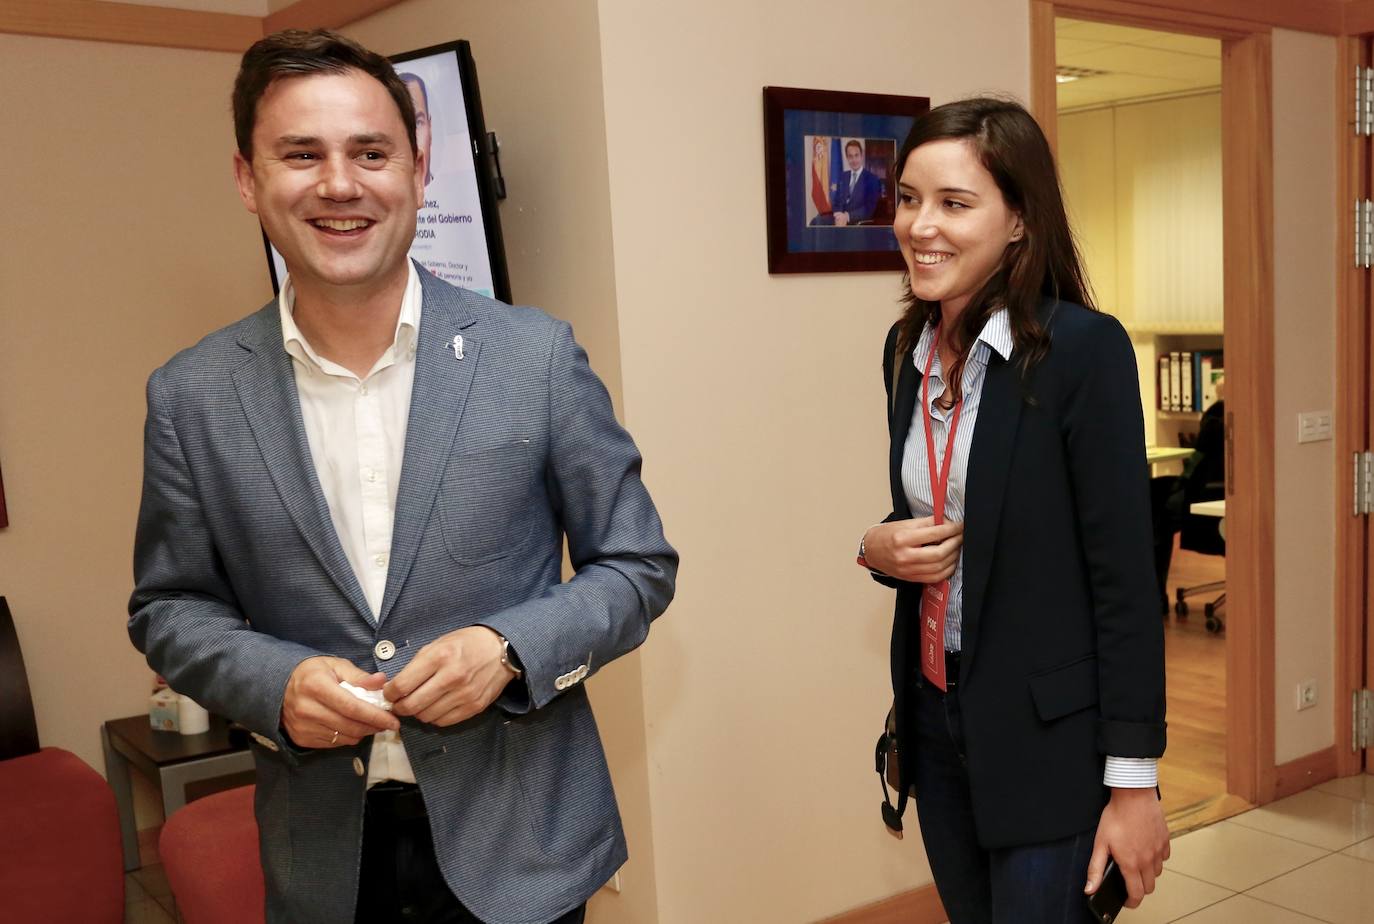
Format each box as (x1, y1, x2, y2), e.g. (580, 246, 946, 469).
(1104, 756, 1158, 788)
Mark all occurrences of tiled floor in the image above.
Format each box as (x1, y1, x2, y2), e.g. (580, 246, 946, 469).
(124, 863, 176, 923)
(1120, 773, 1374, 923)
(125, 827, 177, 924)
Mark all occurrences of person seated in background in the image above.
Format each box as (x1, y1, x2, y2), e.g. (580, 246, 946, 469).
(1151, 380, 1226, 613)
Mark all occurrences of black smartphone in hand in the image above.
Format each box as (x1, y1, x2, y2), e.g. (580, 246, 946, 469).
(1086, 860, 1129, 924)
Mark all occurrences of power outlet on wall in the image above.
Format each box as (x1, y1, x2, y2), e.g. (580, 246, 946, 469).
(1296, 679, 1318, 711)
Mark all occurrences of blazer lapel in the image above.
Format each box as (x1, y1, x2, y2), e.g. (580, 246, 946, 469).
(889, 347, 918, 518)
(958, 352, 1023, 666)
(231, 309, 374, 626)
(375, 274, 480, 626)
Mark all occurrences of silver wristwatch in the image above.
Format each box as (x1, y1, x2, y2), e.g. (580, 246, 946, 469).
(498, 635, 524, 679)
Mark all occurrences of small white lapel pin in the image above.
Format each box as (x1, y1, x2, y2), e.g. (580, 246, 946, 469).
(448, 335, 465, 361)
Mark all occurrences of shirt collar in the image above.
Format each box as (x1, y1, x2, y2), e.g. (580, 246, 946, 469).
(912, 308, 1014, 377)
(278, 262, 422, 374)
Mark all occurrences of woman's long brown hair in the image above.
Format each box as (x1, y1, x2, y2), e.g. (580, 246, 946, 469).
(894, 97, 1097, 405)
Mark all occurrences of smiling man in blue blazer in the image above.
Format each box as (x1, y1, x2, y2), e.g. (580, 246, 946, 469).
(128, 30, 676, 924)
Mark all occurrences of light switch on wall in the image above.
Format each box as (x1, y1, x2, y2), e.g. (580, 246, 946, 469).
(1297, 411, 1332, 444)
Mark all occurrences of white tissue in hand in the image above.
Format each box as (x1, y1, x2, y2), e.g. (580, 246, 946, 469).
(339, 680, 393, 711)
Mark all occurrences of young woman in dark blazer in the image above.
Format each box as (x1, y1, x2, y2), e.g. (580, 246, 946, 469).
(857, 98, 1169, 923)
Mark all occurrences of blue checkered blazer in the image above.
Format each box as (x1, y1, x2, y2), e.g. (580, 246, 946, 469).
(129, 268, 677, 924)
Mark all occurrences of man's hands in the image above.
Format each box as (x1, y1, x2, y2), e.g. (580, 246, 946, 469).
(1086, 788, 1171, 909)
(834, 211, 850, 227)
(384, 626, 518, 727)
(281, 656, 398, 749)
(862, 516, 965, 583)
(281, 628, 521, 746)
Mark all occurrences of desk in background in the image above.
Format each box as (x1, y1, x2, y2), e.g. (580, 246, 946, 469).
(1189, 499, 1226, 518)
(1147, 445, 1193, 474)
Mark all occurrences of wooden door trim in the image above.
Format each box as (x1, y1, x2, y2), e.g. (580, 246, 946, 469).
(1220, 30, 1278, 803)
(817, 884, 945, 924)
(0, 0, 405, 52)
(0, 0, 261, 53)
(1031, 1, 1060, 153)
(1052, 0, 1337, 36)
(263, 0, 408, 34)
(1347, 2, 1374, 36)
(1334, 35, 1367, 780)
(1030, 1, 1277, 805)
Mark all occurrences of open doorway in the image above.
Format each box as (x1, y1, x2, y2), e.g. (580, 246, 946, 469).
(1033, 1, 1279, 815)
(1054, 17, 1249, 832)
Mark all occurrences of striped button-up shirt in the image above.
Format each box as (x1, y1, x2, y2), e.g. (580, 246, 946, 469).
(900, 311, 1012, 653)
(898, 310, 1156, 788)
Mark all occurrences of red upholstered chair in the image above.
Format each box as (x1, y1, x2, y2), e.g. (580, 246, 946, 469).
(160, 784, 266, 924)
(0, 596, 124, 923)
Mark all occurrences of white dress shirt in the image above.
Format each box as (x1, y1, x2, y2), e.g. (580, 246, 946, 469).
(279, 264, 421, 787)
(901, 312, 1157, 789)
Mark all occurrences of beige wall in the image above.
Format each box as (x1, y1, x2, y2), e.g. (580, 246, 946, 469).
(594, 0, 1027, 919)
(1060, 94, 1223, 449)
(1062, 94, 1223, 332)
(0, 33, 271, 820)
(1271, 28, 1338, 763)
(1059, 107, 1119, 312)
(1114, 94, 1223, 331)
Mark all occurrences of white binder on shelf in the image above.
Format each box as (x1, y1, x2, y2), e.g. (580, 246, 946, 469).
(1180, 351, 1194, 411)
(1168, 352, 1182, 412)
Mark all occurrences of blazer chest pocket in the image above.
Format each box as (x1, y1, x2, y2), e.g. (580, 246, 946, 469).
(436, 441, 537, 565)
(1028, 654, 1099, 723)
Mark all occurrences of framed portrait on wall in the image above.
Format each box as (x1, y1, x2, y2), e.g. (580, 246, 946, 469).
(763, 86, 929, 274)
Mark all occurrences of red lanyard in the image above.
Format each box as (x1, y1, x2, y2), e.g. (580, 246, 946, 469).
(921, 325, 964, 525)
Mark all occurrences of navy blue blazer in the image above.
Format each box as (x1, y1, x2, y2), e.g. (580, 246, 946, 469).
(878, 300, 1166, 848)
(833, 168, 883, 222)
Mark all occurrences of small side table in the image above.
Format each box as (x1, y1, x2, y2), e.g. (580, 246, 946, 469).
(101, 714, 255, 871)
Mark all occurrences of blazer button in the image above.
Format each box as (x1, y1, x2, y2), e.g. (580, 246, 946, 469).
(374, 640, 396, 661)
(352, 757, 365, 777)
(575, 665, 588, 681)
(554, 675, 568, 691)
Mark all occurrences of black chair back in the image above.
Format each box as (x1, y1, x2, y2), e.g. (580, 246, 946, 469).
(1179, 402, 1227, 556)
(0, 596, 41, 761)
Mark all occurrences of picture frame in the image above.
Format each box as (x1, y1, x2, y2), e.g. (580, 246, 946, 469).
(0, 461, 8, 529)
(763, 86, 930, 274)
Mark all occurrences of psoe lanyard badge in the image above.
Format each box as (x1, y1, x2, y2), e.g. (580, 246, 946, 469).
(919, 325, 964, 691)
